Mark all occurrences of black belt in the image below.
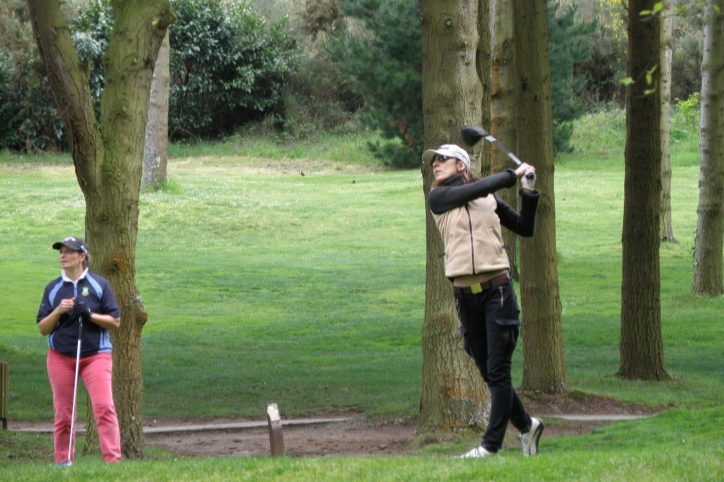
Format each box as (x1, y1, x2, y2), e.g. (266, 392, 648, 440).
(452, 273, 510, 294)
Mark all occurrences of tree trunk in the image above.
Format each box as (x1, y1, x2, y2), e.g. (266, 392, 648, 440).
(143, 30, 170, 190)
(491, 0, 519, 280)
(26, 0, 176, 458)
(82, 397, 99, 455)
(659, 0, 677, 243)
(619, 0, 669, 381)
(419, 0, 490, 433)
(693, 0, 724, 296)
(513, 0, 567, 394)
(476, 0, 492, 177)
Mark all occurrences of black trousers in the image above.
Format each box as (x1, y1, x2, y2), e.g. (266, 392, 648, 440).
(455, 280, 532, 452)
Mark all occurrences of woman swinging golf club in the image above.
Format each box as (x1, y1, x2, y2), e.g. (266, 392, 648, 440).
(423, 144, 545, 458)
(36, 237, 121, 465)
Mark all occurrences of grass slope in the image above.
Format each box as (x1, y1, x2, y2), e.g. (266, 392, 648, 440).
(1, 117, 722, 478)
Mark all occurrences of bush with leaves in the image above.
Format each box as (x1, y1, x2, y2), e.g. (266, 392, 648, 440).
(0, 1, 64, 151)
(0, 0, 299, 150)
(71, 0, 300, 141)
(70, 0, 112, 113)
(326, 0, 422, 168)
(169, 0, 300, 139)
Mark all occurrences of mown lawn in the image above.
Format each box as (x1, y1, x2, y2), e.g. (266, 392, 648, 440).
(1, 124, 722, 479)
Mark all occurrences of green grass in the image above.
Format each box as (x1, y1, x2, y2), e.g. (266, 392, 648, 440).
(3, 406, 723, 479)
(0, 163, 426, 420)
(167, 129, 388, 171)
(1, 113, 723, 478)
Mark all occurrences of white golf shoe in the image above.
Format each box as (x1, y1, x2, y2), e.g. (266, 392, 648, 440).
(460, 444, 497, 458)
(519, 417, 544, 456)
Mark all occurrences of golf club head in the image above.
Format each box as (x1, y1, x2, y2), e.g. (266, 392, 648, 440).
(461, 125, 488, 147)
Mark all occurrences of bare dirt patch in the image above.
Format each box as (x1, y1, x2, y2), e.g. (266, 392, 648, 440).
(144, 416, 418, 458)
(143, 391, 659, 458)
(8, 391, 659, 458)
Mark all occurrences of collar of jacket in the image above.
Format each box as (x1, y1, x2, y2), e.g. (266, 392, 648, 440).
(442, 174, 465, 187)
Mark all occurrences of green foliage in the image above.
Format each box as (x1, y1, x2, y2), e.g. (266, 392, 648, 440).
(670, 0, 704, 103)
(325, 0, 596, 163)
(279, 49, 363, 139)
(326, 0, 422, 168)
(573, 0, 627, 108)
(0, 0, 300, 150)
(547, 1, 596, 153)
(671, 92, 700, 141)
(169, 0, 300, 139)
(70, 0, 113, 113)
(0, 1, 64, 151)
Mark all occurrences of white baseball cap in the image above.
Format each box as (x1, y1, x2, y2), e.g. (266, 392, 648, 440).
(422, 144, 471, 167)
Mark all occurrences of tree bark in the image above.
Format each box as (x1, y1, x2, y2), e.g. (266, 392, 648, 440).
(476, 0, 492, 177)
(659, 0, 676, 243)
(491, 0, 519, 280)
(26, 0, 176, 458)
(143, 30, 170, 190)
(513, 0, 567, 394)
(419, 0, 490, 433)
(619, 0, 669, 381)
(693, 0, 724, 296)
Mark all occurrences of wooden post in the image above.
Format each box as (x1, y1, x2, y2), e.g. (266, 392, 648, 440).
(0, 362, 8, 430)
(266, 403, 284, 456)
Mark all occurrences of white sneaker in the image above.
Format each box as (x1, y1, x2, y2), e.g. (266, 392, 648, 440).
(519, 417, 544, 456)
(460, 445, 497, 458)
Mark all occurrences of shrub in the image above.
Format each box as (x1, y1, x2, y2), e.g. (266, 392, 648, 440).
(670, 92, 700, 142)
(169, 0, 300, 140)
(326, 0, 423, 168)
(0, 2, 64, 151)
(0, 0, 300, 150)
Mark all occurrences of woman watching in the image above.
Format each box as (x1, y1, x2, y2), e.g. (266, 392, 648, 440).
(37, 236, 121, 465)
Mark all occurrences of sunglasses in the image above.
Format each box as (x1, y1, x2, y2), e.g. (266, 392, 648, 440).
(435, 155, 457, 163)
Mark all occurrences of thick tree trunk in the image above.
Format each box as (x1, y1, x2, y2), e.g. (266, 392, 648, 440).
(693, 0, 724, 296)
(619, 0, 669, 381)
(26, 0, 176, 458)
(476, 0, 492, 177)
(491, 0, 519, 280)
(143, 30, 170, 190)
(513, 0, 567, 394)
(419, 0, 490, 433)
(659, 1, 676, 243)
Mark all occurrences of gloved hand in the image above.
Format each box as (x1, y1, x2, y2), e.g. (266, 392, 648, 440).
(74, 301, 93, 324)
(521, 169, 536, 191)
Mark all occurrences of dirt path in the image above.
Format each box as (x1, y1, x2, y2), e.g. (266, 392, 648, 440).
(10, 392, 657, 458)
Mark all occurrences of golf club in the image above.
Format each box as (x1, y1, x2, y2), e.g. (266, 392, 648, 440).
(65, 313, 83, 466)
(461, 125, 522, 167)
(461, 125, 536, 185)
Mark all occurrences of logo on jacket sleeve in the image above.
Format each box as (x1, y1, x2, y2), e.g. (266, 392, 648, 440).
(82, 286, 90, 297)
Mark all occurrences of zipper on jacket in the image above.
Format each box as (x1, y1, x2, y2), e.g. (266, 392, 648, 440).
(464, 203, 476, 274)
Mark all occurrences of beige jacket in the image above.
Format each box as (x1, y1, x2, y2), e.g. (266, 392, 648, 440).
(432, 194, 509, 279)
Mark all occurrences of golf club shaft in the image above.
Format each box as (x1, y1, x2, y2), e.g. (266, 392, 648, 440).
(67, 318, 82, 465)
(483, 133, 522, 167)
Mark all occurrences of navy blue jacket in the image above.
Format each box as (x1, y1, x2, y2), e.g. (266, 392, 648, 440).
(37, 271, 120, 357)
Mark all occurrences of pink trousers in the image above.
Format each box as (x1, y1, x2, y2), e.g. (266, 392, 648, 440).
(47, 349, 121, 463)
